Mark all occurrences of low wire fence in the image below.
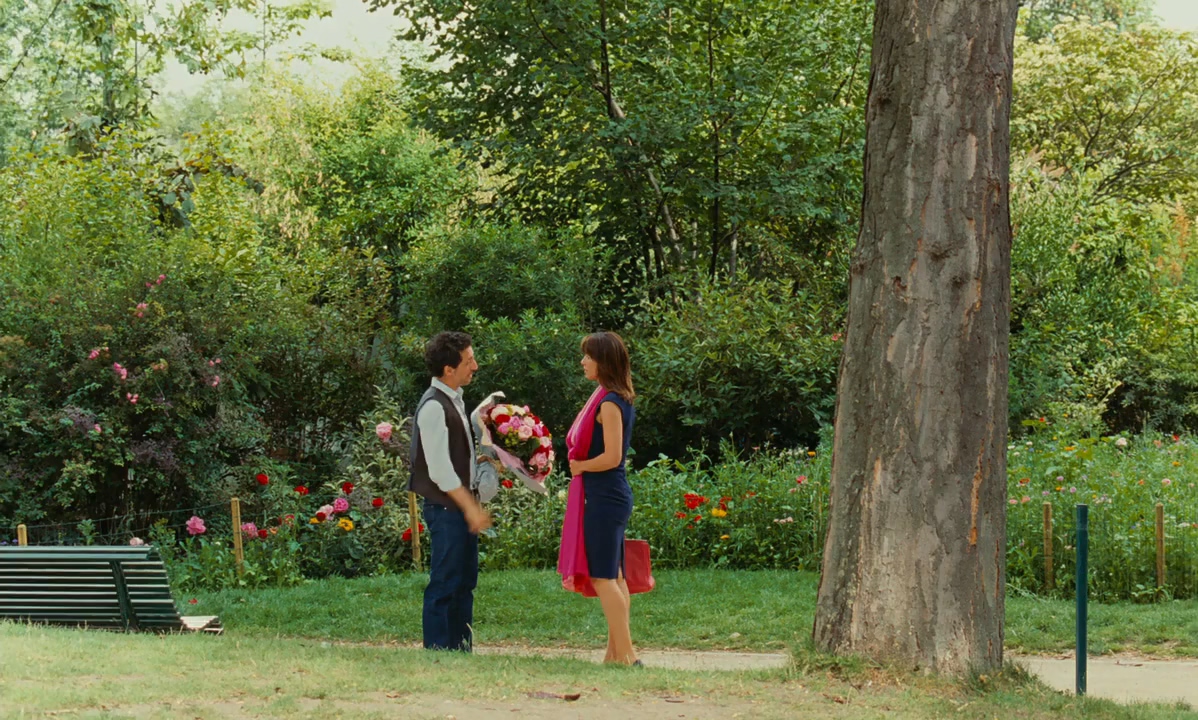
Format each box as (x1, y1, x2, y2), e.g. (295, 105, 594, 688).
(1007, 497, 1198, 601)
(4, 477, 1197, 601)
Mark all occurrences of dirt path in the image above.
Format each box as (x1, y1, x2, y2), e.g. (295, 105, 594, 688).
(480, 645, 1198, 708)
(474, 644, 790, 671)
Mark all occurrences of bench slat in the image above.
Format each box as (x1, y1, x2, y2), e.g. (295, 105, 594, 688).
(0, 546, 214, 634)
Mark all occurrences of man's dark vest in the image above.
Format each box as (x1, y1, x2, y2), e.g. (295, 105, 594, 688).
(409, 387, 474, 509)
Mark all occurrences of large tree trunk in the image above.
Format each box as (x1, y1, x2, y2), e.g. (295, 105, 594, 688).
(812, 0, 1018, 675)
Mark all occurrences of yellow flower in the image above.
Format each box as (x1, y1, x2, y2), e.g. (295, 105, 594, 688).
(807, 451, 816, 457)
(1173, 461, 1181, 467)
(711, 508, 728, 518)
(1064, 446, 1076, 451)
(309, 517, 320, 524)
(720, 534, 730, 540)
(338, 518, 355, 531)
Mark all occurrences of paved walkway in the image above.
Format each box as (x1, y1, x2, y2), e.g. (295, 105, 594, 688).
(478, 645, 1198, 707)
(1017, 655, 1198, 707)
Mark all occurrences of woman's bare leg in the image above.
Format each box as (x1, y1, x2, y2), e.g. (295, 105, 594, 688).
(593, 578, 637, 664)
(603, 573, 633, 662)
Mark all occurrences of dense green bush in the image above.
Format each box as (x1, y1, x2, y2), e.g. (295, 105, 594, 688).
(0, 133, 393, 527)
(631, 277, 842, 458)
(401, 222, 605, 333)
(1008, 164, 1198, 433)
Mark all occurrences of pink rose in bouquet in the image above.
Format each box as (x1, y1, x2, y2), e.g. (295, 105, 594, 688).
(484, 403, 555, 481)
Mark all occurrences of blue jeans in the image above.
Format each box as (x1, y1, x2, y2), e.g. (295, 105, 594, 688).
(422, 501, 478, 651)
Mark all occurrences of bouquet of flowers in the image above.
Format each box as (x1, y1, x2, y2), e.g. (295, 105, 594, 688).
(472, 391, 553, 496)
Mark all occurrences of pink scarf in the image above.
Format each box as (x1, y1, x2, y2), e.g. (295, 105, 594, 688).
(557, 384, 606, 594)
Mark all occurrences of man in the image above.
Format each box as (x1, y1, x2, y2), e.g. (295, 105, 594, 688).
(409, 331, 493, 651)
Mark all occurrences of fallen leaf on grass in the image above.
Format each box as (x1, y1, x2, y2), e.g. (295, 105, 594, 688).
(822, 694, 849, 704)
(528, 691, 581, 701)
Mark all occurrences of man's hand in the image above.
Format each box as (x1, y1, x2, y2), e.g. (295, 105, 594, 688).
(448, 487, 492, 535)
(465, 507, 493, 534)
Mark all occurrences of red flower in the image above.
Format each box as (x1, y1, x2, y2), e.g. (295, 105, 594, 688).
(188, 598, 198, 605)
(341, 482, 355, 494)
(683, 493, 707, 510)
(1173, 434, 1181, 443)
(402, 528, 412, 542)
(257, 529, 268, 539)
(686, 524, 694, 530)
(693, 515, 702, 522)
(501, 479, 514, 489)
(719, 496, 731, 511)
(372, 497, 384, 508)
(256, 473, 269, 485)
(294, 485, 309, 496)
(494, 414, 511, 425)
(675, 511, 687, 519)
(316, 511, 328, 522)
(285, 514, 295, 523)
(796, 475, 807, 485)
(745, 492, 757, 498)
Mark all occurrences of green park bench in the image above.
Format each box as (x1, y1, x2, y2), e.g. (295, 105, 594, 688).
(0, 546, 222, 634)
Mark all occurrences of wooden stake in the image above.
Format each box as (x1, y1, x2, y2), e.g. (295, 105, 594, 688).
(231, 497, 244, 575)
(408, 492, 423, 571)
(1042, 502, 1053, 592)
(1156, 502, 1166, 594)
(17, 524, 27, 547)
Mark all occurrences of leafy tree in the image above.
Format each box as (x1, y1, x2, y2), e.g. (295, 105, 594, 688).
(369, 0, 870, 292)
(0, 0, 329, 149)
(1012, 20, 1198, 202)
(1018, 0, 1153, 42)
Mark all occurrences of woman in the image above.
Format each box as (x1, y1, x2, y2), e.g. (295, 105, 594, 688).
(566, 331, 639, 666)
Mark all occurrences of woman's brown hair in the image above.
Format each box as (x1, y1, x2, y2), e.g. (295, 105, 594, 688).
(581, 332, 636, 403)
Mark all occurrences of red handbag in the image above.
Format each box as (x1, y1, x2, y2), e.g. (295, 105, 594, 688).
(623, 539, 655, 594)
(577, 539, 655, 597)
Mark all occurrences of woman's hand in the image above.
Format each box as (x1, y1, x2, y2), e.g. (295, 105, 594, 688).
(569, 458, 586, 477)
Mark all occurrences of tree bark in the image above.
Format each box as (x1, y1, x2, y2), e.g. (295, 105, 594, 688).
(812, 0, 1018, 675)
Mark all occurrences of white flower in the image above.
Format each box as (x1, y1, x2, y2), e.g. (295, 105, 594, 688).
(1115, 437, 1128, 448)
(557, 489, 567, 500)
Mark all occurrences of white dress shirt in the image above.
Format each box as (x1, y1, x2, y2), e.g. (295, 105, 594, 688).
(417, 378, 475, 493)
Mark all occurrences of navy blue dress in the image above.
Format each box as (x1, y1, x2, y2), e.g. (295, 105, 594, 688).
(582, 391, 635, 580)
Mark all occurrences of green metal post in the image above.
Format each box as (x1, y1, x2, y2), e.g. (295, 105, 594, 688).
(1075, 504, 1088, 697)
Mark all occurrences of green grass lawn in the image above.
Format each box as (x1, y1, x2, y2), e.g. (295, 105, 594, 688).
(191, 569, 1198, 657)
(2, 622, 1194, 720)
